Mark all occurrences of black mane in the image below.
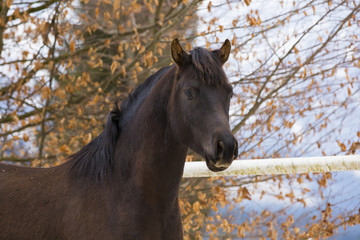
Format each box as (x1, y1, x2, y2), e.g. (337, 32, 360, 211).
(117, 66, 172, 130)
(68, 65, 173, 181)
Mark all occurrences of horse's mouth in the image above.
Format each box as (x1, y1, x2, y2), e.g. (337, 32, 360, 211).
(204, 153, 229, 172)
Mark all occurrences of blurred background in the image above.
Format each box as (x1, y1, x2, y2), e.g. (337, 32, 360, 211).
(0, 0, 359, 239)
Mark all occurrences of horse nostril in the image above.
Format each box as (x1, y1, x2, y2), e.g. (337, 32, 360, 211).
(216, 140, 225, 160)
(233, 141, 238, 160)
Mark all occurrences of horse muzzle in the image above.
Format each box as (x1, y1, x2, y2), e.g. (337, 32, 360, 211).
(205, 134, 238, 172)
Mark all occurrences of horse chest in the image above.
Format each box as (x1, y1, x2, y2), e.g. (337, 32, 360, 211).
(114, 194, 183, 239)
(61, 186, 182, 240)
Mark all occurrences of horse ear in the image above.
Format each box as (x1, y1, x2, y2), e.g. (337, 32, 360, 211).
(171, 38, 188, 67)
(219, 39, 231, 64)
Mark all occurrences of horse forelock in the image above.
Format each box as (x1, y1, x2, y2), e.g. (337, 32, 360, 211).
(189, 47, 231, 90)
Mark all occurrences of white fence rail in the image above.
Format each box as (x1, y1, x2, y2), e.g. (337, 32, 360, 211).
(183, 155, 360, 178)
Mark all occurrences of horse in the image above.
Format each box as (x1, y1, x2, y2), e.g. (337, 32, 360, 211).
(0, 39, 238, 240)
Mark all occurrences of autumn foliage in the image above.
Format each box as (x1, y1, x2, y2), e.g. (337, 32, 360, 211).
(1, 0, 360, 238)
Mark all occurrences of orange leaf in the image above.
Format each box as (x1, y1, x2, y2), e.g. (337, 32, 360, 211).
(59, 144, 71, 154)
(41, 86, 51, 100)
(23, 134, 29, 142)
(192, 201, 201, 214)
(315, 112, 323, 120)
(290, 105, 295, 115)
(70, 40, 75, 52)
(121, 65, 126, 77)
(110, 60, 118, 74)
(336, 140, 347, 151)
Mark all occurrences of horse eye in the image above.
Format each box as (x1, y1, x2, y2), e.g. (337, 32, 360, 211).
(184, 89, 193, 100)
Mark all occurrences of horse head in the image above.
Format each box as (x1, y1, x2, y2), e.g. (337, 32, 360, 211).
(168, 38, 238, 172)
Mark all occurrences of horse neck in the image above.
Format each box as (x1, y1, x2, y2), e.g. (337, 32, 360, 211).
(114, 71, 187, 201)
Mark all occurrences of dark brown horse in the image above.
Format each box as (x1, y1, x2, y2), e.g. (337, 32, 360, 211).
(0, 39, 238, 240)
